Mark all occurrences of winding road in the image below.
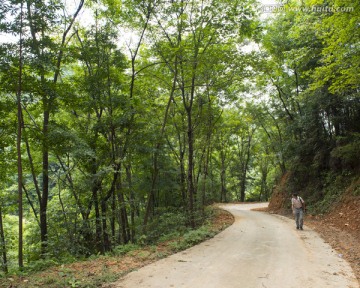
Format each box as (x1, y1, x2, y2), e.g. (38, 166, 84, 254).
(112, 203, 358, 288)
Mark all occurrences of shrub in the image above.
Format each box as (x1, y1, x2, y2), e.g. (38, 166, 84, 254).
(111, 243, 141, 256)
(169, 226, 215, 251)
(331, 133, 360, 171)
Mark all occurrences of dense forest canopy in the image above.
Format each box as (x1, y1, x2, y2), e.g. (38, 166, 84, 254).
(0, 0, 359, 273)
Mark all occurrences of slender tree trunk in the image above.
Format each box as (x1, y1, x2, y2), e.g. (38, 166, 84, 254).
(118, 195, 129, 244)
(116, 167, 129, 244)
(240, 131, 254, 202)
(201, 94, 214, 209)
(220, 150, 226, 202)
(127, 5, 153, 232)
(143, 56, 178, 229)
(267, 110, 286, 173)
(100, 201, 110, 252)
(111, 190, 116, 240)
(40, 109, 49, 257)
(94, 189, 103, 253)
(58, 181, 73, 243)
(201, 146, 210, 208)
(259, 167, 268, 201)
(26, 0, 50, 257)
(26, 0, 83, 258)
(0, 206, 8, 274)
(174, 122, 187, 206)
(187, 109, 196, 228)
(91, 164, 103, 253)
(100, 162, 121, 251)
(126, 165, 135, 242)
(17, 1, 24, 269)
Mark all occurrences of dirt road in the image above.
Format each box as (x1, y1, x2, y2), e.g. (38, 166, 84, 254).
(113, 203, 359, 288)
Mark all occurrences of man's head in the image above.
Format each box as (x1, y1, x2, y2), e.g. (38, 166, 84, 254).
(292, 193, 298, 198)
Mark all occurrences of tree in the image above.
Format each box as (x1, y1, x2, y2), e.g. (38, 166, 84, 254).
(0, 0, 84, 257)
(146, 0, 256, 226)
(257, 0, 360, 205)
(0, 202, 8, 273)
(0, 0, 269, 269)
(16, 1, 24, 269)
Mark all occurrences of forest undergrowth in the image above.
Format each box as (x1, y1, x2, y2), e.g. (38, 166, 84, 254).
(0, 207, 234, 288)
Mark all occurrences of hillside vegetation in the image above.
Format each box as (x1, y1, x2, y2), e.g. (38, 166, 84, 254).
(269, 172, 360, 231)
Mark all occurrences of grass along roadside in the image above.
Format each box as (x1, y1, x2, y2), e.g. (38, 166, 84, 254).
(0, 206, 234, 288)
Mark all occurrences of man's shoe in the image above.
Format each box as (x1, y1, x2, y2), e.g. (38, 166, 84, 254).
(300, 227, 303, 230)
(296, 227, 299, 230)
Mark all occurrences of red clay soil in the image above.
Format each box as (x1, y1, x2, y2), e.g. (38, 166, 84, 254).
(305, 194, 360, 282)
(267, 176, 360, 282)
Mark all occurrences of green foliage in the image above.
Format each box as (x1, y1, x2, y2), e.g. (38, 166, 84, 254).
(169, 226, 216, 252)
(0, 207, 230, 287)
(311, 172, 351, 214)
(255, 0, 360, 216)
(111, 244, 141, 256)
(307, 0, 360, 93)
(353, 185, 360, 197)
(27, 258, 59, 272)
(331, 134, 360, 171)
(0, 0, 297, 276)
(143, 209, 188, 243)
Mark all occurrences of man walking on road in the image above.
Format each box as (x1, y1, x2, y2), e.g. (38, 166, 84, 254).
(291, 193, 305, 230)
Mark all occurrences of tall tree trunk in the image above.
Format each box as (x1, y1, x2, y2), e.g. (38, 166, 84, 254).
(201, 94, 214, 209)
(240, 131, 254, 202)
(17, 0, 24, 269)
(127, 4, 154, 232)
(180, 149, 186, 206)
(267, 110, 286, 174)
(111, 190, 116, 241)
(186, 109, 196, 228)
(100, 201, 110, 252)
(220, 150, 227, 202)
(101, 162, 122, 251)
(25, 0, 84, 257)
(93, 187, 103, 253)
(126, 165, 135, 242)
(0, 206, 8, 274)
(185, 35, 201, 227)
(91, 161, 103, 253)
(40, 109, 49, 257)
(116, 167, 129, 244)
(143, 55, 178, 229)
(201, 145, 211, 208)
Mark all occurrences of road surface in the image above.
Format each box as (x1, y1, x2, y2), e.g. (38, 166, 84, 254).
(112, 203, 359, 288)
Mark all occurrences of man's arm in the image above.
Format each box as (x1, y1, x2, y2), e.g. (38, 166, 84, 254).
(303, 201, 306, 211)
(301, 197, 306, 211)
